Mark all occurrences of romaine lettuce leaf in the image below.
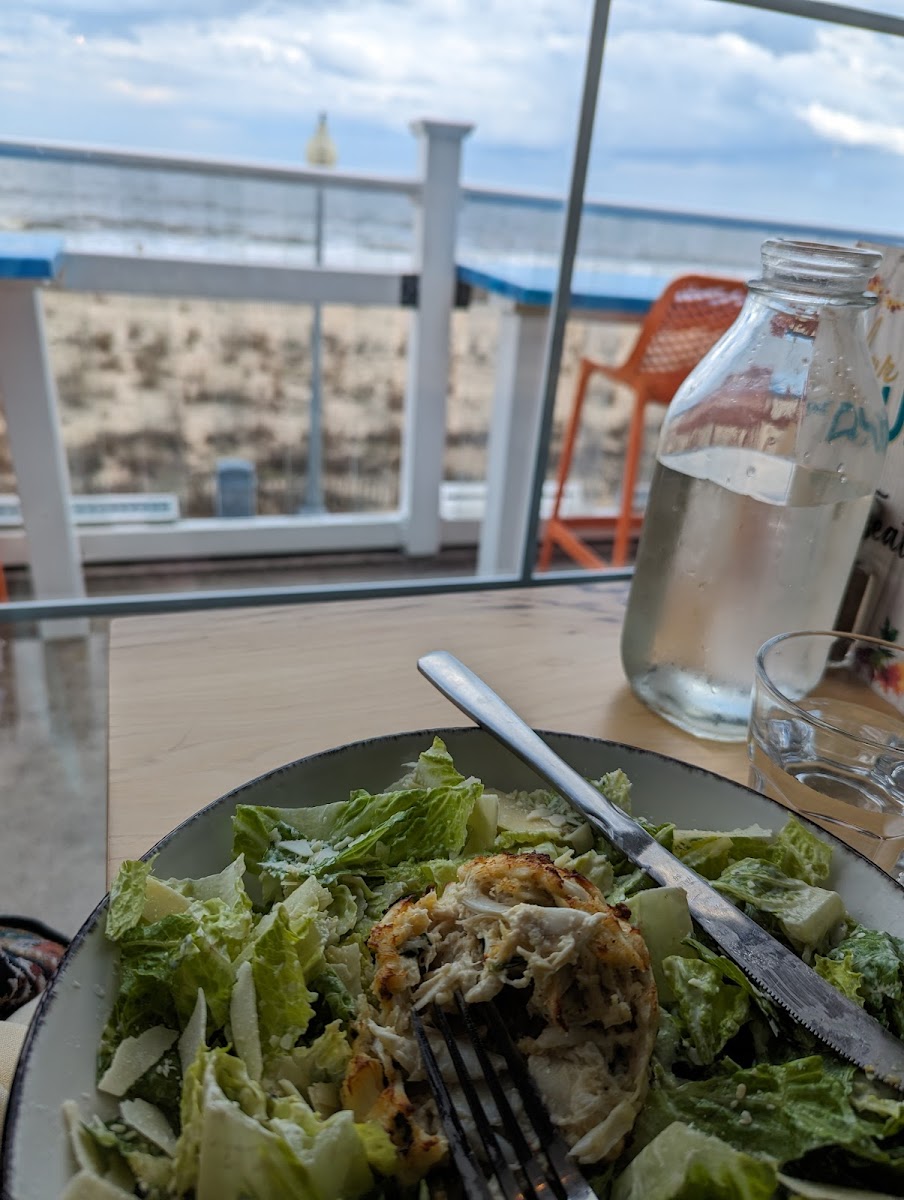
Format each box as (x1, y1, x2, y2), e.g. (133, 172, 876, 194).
(268, 1092, 377, 1198)
(770, 817, 832, 886)
(100, 890, 244, 1085)
(815, 951, 865, 1006)
(672, 833, 738, 880)
(594, 768, 633, 812)
(173, 1056, 297, 1193)
(568, 847, 614, 895)
(612, 1121, 777, 1200)
(170, 1048, 381, 1199)
(234, 738, 481, 896)
(850, 1086, 904, 1139)
(102, 855, 257, 1078)
(822, 928, 904, 1037)
(686, 939, 778, 1020)
(672, 826, 774, 880)
(107, 860, 153, 941)
(265, 1021, 352, 1101)
(354, 1120, 401, 1177)
(714, 859, 845, 952)
(248, 906, 316, 1059)
(632, 1056, 886, 1169)
(493, 786, 591, 852)
(494, 768, 629, 829)
(324, 942, 362, 999)
(663, 955, 751, 1066)
(69, 1104, 176, 1195)
(102, 912, 232, 1051)
(463, 790, 499, 854)
(493, 827, 575, 854)
(358, 858, 460, 923)
(196, 1094, 317, 1198)
(652, 1009, 683, 1072)
(310, 965, 356, 1026)
(607, 822, 676, 904)
(163, 856, 254, 954)
(669, 818, 829, 891)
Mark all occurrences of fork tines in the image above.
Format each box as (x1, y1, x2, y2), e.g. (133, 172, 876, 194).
(411, 991, 596, 1200)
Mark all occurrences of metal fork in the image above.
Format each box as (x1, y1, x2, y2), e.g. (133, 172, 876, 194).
(412, 992, 597, 1200)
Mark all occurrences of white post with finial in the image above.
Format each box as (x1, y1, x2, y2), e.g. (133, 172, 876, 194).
(401, 119, 473, 558)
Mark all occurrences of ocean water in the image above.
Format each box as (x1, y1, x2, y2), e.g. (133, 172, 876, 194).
(0, 150, 885, 278)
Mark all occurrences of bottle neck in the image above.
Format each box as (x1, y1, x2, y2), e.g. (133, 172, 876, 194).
(751, 239, 881, 308)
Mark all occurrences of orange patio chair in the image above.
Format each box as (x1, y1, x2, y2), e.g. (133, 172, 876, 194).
(538, 273, 748, 571)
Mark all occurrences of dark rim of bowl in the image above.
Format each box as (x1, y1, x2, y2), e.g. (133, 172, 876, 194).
(2, 723, 901, 1196)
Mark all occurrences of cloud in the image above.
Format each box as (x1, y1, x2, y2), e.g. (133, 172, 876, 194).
(590, 14, 904, 192)
(107, 77, 177, 104)
(0, 0, 587, 146)
(11, 0, 266, 38)
(800, 102, 904, 157)
(1, 0, 903, 218)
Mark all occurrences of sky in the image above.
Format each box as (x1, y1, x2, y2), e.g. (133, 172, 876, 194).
(2, 0, 904, 232)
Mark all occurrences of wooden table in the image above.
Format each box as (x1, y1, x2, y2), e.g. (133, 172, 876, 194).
(108, 580, 752, 880)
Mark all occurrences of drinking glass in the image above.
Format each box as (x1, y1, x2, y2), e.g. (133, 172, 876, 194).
(748, 630, 904, 880)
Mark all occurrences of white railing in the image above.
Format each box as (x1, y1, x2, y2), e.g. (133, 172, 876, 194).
(0, 134, 421, 195)
(56, 254, 405, 307)
(0, 121, 474, 613)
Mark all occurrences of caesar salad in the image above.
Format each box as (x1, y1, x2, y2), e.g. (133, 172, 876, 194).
(59, 738, 904, 1199)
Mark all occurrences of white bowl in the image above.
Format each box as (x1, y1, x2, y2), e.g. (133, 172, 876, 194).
(3, 727, 903, 1199)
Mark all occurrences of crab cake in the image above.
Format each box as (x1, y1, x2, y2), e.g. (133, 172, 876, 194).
(343, 853, 658, 1173)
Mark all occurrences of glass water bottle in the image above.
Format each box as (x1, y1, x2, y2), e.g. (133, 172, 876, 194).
(620, 240, 889, 742)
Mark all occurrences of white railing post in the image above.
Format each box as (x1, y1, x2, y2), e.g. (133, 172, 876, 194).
(0, 283, 87, 638)
(400, 119, 473, 557)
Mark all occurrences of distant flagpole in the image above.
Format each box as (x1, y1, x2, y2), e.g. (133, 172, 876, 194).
(302, 112, 337, 513)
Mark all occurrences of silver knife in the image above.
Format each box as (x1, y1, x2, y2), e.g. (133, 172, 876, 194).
(418, 649, 904, 1090)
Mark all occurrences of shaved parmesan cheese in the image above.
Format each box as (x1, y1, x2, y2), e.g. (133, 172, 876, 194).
(140, 877, 190, 922)
(97, 1026, 178, 1098)
(279, 838, 313, 857)
(62, 1101, 105, 1175)
(60, 1170, 136, 1199)
(178, 988, 207, 1076)
(120, 1097, 177, 1155)
(230, 961, 262, 1081)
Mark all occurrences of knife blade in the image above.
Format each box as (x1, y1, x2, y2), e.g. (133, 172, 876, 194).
(418, 649, 904, 1091)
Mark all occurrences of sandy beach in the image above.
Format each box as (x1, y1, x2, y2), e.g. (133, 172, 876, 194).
(5, 291, 656, 519)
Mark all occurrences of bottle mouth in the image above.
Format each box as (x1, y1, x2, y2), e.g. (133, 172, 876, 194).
(751, 238, 882, 301)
